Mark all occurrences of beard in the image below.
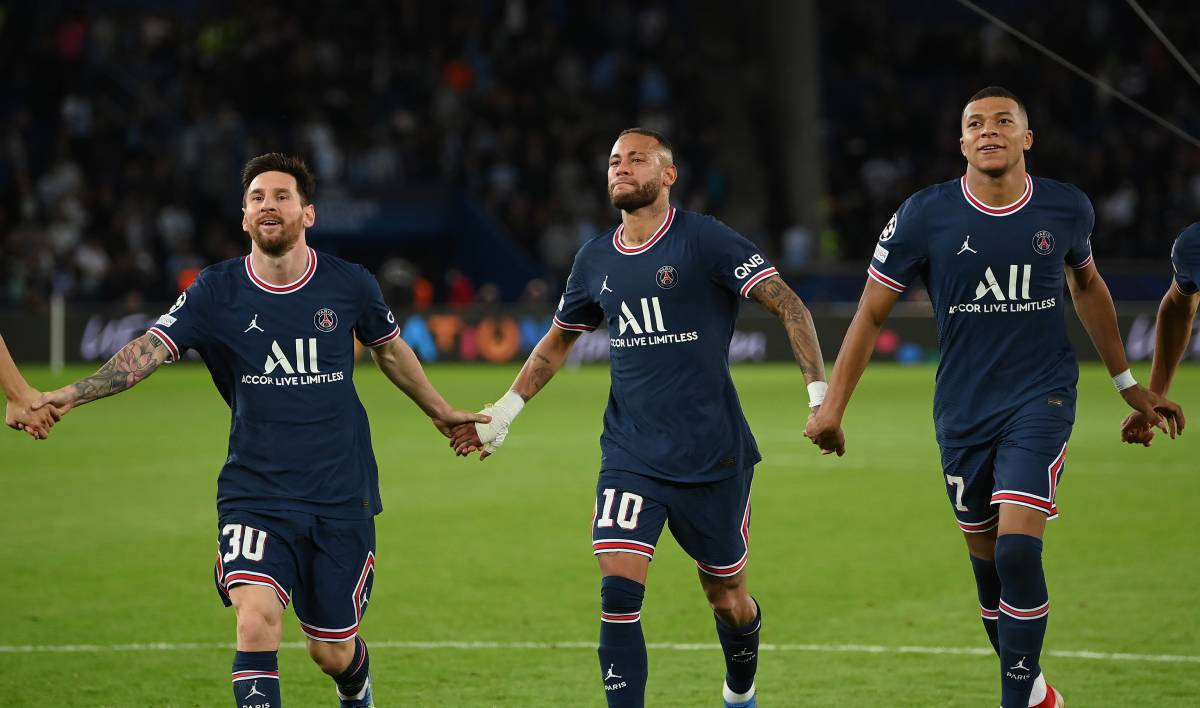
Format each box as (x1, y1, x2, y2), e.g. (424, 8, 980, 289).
(609, 178, 661, 212)
(248, 218, 303, 257)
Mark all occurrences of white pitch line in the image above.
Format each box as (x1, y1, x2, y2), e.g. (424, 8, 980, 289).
(0, 640, 1196, 664)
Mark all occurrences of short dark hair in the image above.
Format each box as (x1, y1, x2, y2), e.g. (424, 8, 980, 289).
(965, 86, 1028, 122)
(241, 153, 316, 204)
(617, 127, 675, 164)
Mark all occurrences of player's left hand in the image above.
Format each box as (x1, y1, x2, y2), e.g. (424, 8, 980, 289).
(1119, 384, 1185, 439)
(5, 389, 63, 440)
(431, 408, 490, 440)
(804, 409, 846, 456)
(1119, 411, 1156, 447)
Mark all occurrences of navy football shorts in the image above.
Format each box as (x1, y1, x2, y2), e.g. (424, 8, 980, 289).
(591, 467, 753, 577)
(213, 509, 376, 643)
(939, 398, 1073, 533)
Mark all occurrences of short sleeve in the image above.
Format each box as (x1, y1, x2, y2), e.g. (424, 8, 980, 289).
(1171, 224, 1200, 295)
(1066, 189, 1095, 269)
(867, 198, 926, 293)
(706, 221, 779, 298)
(146, 273, 213, 362)
(355, 267, 401, 347)
(553, 250, 603, 332)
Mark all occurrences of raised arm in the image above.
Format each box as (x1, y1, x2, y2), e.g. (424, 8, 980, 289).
(2, 334, 60, 439)
(450, 325, 582, 459)
(1066, 261, 1185, 438)
(803, 279, 901, 456)
(35, 332, 171, 417)
(749, 275, 826, 387)
(369, 336, 489, 437)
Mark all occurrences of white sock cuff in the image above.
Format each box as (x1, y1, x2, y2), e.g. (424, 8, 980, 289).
(1027, 672, 1047, 706)
(722, 680, 756, 703)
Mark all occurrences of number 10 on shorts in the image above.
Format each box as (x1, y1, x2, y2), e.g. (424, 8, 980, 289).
(596, 489, 644, 530)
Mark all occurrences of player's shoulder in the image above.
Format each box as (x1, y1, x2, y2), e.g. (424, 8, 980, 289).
(312, 248, 368, 276)
(190, 256, 245, 292)
(680, 209, 740, 238)
(1174, 222, 1200, 253)
(1031, 176, 1092, 211)
(898, 179, 958, 217)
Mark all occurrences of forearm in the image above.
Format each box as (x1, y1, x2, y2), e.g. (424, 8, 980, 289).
(750, 276, 825, 384)
(1149, 289, 1199, 395)
(1071, 278, 1130, 376)
(0, 336, 33, 401)
(66, 333, 168, 407)
(510, 329, 576, 401)
(821, 311, 882, 419)
(371, 339, 452, 419)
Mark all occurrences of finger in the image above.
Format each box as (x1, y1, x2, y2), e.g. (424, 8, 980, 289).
(1173, 405, 1186, 433)
(466, 413, 492, 424)
(480, 450, 491, 461)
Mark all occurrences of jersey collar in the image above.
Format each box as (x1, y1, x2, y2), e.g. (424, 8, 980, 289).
(245, 246, 318, 294)
(613, 206, 677, 255)
(960, 174, 1033, 216)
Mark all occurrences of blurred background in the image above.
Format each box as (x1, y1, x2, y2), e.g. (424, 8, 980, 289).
(2, 0, 1198, 364)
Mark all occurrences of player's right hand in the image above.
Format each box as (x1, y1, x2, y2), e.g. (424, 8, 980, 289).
(6, 389, 63, 440)
(804, 411, 846, 456)
(449, 391, 525, 461)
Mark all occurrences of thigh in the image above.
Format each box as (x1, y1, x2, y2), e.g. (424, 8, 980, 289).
(292, 516, 376, 643)
(666, 467, 753, 578)
(940, 442, 1000, 534)
(214, 510, 300, 610)
(592, 469, 669, 564)
(993, 414, 1072, 520)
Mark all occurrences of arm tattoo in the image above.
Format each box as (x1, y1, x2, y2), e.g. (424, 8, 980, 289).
(751, 276, 826, 379)
(71, 334, 167, 405)
(518, 330, 581, 401)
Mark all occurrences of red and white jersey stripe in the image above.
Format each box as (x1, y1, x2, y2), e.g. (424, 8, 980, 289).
(960, 174, 1033, 216)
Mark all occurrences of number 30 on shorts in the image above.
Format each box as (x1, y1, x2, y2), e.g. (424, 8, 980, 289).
(221, 523, 268, 562)
(596, 489, 644, 530)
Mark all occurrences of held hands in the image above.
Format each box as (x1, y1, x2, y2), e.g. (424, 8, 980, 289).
(1118, 384, 1185, 445)
(6, 389, 64, 440)
(449, 391, 525, 461)
(430, 407, 491, 440)
(804, 407, 846, 456)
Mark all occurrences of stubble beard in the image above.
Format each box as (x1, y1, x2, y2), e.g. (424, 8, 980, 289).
(609, 178, 662, 212)
(249, 219, 302, 257)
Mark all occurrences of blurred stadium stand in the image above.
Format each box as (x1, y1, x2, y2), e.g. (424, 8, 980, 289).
(1, 0, 1197, 315)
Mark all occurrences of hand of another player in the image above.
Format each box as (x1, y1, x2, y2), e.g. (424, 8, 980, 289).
(431, 408, 490, 440)
(6, 389, 63, 440)
(803, 409, 846, 456)
(1119, 411, 1156, 447)
(1119, 384, 1185, 440)
(449, 421, 487, 459)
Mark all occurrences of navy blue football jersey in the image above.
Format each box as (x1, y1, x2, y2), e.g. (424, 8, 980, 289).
(867, 175, 1095, 445)
(147, 247, 400, 518)
(555, 207, 775, 483)
(1171, 222, 1200, 295)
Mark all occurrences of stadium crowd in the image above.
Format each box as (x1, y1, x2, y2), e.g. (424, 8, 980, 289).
(1, 1, 1197, 307)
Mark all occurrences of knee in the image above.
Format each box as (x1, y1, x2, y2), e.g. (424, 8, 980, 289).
(705, 581, 745, 617)
(600, 575, 645, 615)
(308, 638, 355, 675)
(233, 605, 281, 648)
(993, 533, 1043, 579)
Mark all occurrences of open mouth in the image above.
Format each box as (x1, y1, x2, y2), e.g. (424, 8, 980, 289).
(978, 145, 1004, 154)
(259, 218, 281, 227)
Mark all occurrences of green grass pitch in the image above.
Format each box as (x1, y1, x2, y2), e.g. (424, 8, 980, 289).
(1, 362, 1197, 706)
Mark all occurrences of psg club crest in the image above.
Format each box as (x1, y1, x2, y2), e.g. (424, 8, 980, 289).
(1032, 230, 1055, 255)
(314, 307, 338, 332)
(656, 265, 678, 290)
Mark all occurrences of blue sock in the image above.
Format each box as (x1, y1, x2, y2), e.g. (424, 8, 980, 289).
(334, 636, 370, 699)
(969, 553, 1002, 656)
(715, 599, 761, 695)
(598, 575, 648, 708)
(232, 650, 281, 707)
(994, 534, 1049, 708)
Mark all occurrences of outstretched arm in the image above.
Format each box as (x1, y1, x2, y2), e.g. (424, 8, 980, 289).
(369, 336, 489, 437)
(1120, 282, 1198, 445)
(803, 279, 901, 456)
(450, 326, 581, 459)
(749, 275, 826, 386)
(2, 334, 60, 439)
(34, 332, 171, 417)
(1067, 262, 1185, 438)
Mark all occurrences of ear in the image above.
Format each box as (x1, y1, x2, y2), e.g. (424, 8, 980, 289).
(661, 164, 678, 189)
(241, 207, 249, 234)
(959, 135, 968, 158)
(303, 203, 316, 228)
(1024, 129, 1034, 151)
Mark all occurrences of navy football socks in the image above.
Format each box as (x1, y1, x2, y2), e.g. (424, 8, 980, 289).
(714, 599, 761, 696)
(334, 636, 371, 700)
(232, 650, 281, 707)
(598, 575, 648, 707)
(969, 553, 1002, 655)
(994, 534, 1049, 708)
